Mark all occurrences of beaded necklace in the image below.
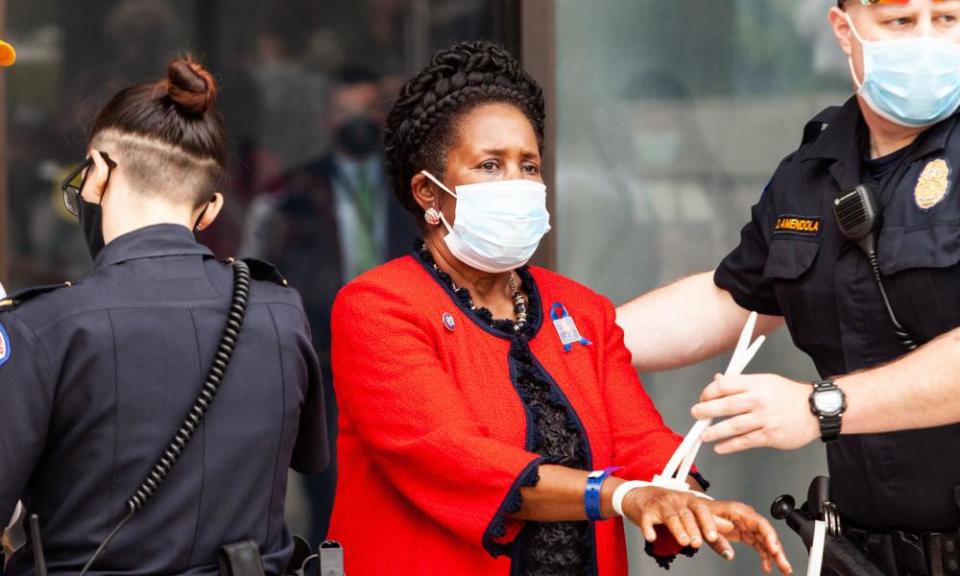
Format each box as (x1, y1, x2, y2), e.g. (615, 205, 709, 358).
(430, 261, 528, 333)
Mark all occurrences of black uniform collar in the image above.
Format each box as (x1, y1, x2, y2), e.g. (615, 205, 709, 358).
(94, 223, 214, 269)
(798, 96, 866, 165)
(799, 95, 960, 191)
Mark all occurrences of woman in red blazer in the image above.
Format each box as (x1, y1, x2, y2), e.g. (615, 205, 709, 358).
(328, 42, 792, 576)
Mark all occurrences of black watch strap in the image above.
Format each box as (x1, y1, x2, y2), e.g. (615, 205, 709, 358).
(818, 411, 842, 441)
(810, 380, 845, 443)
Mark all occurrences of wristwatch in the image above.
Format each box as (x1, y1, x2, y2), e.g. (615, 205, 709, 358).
(809, 380, 846, 443)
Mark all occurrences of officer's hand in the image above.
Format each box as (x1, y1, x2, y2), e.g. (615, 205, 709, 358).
(691, 373, 819, 454)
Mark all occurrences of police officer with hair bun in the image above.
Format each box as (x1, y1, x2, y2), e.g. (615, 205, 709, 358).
(0, 56, 327, 575)
(618, 0, 960, 573)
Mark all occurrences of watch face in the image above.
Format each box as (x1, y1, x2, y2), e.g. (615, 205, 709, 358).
(815, 389, 844, 416)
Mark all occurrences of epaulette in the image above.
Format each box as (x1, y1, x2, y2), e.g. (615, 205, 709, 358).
(0, 282, 74, 310)
(801, 106, 842, 147)
(230, 258, 289, 287)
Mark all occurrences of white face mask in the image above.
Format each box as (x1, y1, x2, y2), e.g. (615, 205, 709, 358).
(420, 170, 552, 273)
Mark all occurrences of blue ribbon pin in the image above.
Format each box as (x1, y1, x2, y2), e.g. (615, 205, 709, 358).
(550, 302, 592, 352)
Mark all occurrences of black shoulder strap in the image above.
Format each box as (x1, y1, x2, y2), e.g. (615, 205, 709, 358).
(238, 258, 289, 287)
(802, 106, 842, 147)
(0, 282, 73, 310)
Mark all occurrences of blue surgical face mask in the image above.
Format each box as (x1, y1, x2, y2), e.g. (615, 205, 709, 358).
(847, 14, 960, 128)
(420, 170, 552, 273)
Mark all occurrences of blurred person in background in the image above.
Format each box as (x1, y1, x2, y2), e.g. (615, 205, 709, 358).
(240, 64, 415, 545)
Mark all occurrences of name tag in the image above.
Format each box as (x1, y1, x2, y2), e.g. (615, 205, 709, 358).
(774, 215, 821, 236)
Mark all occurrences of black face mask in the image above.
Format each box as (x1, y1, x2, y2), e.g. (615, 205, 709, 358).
(61, 153, 115, 261)
(335, 116, 382, 159)
(79, 197, 105, 261)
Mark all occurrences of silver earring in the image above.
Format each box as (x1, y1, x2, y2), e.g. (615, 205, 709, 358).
(424, 208, 442, 226)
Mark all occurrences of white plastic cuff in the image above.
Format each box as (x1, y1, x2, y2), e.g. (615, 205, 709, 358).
(612, 480, 651, 517)
(612, 479, 714, 519)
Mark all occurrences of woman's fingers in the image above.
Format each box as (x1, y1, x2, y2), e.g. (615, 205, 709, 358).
(693, 502, 719, 543)
(709, 501, 793, 574)
(629, 491, 715, 548)
(771, 545, 793, 574)
(662, 508, 692, 547)
(714, 515, 735, 532)
(759, 518, 786, 557)
(626, 488, 793, 573)
(738, 509, 791, 573)
(740, 524, 790, 575)
(681, 508, 705, 548)
(639, 511, 658, 542)
(707, 533, 735, 561)
(762, 554, 773, 574)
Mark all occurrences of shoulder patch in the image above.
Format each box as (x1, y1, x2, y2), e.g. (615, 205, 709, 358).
(0, 322, 10, 368)
(238, 258, 289, 287)
(0, 282, 73, 310)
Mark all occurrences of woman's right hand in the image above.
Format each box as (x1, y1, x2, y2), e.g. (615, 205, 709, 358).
(621, 487, 792, 574)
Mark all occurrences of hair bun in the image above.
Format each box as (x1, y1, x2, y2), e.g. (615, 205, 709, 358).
(165, 56, 217, 115)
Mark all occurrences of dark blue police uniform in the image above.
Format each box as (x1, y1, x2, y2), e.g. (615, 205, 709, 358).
(716, 95, 960, 541)
(0, 224, 328, 575)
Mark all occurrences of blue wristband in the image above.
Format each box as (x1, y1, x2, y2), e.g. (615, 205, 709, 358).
(585, 466, 621, 521)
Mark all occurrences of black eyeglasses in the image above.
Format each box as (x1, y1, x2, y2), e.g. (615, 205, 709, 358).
(60, 153, 116, 218)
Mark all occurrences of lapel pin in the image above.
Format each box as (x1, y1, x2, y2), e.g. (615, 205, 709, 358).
(550, 302, 592, 352)
(442, 312, 457, 332)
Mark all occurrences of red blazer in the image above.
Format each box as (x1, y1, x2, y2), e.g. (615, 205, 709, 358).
(328, 255, 694, 576)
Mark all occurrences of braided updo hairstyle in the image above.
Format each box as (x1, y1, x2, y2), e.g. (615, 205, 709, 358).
(385, 41, 546, 216)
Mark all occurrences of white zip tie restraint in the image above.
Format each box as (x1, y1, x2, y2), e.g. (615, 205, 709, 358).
(808, 519, 827, 576)
(614, 312, 765, 518)
(617, 312, 828, 576)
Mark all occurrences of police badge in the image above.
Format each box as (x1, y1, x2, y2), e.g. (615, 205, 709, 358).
(915, 158, 950, 210)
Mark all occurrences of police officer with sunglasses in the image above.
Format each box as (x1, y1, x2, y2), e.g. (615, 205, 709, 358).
(0, 56, 328, 575)
(618, 1, 960, 573)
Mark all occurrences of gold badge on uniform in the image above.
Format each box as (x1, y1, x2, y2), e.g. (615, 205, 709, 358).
(914, 158, 950, 210)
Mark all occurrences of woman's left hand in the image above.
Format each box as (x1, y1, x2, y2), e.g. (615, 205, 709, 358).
(707, 500, 793, 574)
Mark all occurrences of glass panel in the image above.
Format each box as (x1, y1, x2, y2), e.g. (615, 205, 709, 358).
(555, 1, 841, 573)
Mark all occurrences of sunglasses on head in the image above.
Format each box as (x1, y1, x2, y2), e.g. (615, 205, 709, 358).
(60, 153, 117, 218)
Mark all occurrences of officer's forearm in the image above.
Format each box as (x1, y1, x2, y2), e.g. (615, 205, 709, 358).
(838, 327, 960, 434)
(616, 271, 784, 372)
